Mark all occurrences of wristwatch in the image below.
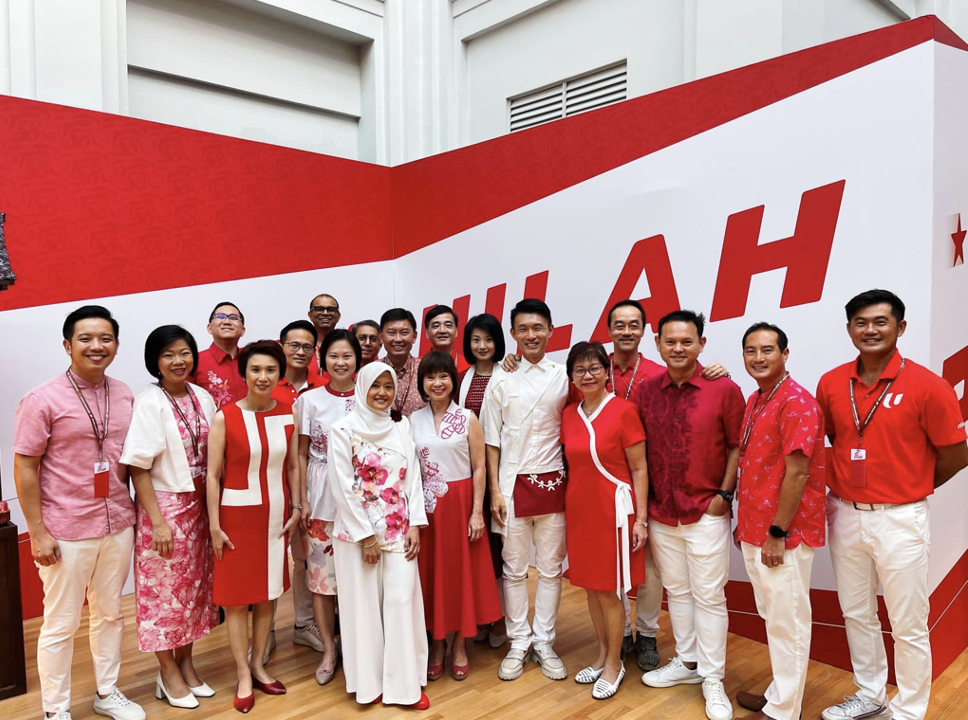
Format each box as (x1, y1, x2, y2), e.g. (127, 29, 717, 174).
(716, 490, 734, 504)
(768, 525, 790, 539)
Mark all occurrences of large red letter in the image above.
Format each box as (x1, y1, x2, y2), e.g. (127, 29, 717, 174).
(942, 345, 968, 422)
(590, 235, 681, 342)
(709, 180, 846, 322)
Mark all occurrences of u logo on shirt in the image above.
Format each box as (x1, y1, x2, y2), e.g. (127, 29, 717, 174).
(882, 393, 904, 409)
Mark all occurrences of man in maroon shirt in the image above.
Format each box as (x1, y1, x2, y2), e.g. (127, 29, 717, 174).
(192, 301, 247, 408)
(637, 310, 744, 720)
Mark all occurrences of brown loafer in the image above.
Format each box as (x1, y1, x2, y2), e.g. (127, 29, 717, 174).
(736, 691, 767, 712)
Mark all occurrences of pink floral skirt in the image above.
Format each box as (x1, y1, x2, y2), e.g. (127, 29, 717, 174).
(135, 489, 218, 652)
(305, 518, 338, 596)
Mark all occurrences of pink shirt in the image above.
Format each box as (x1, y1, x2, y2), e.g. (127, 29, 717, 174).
(13, 372, 136, 541)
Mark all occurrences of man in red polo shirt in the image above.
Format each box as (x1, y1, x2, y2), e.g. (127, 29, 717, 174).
(817, 290, 967, 720)
(734, 322, 825, 720)
(637, 310, 744, 720)
(272, 320, 328, 405)
(193, 301, 247, 408)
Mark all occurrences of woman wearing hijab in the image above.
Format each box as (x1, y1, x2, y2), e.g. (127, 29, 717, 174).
(328, 362, 431, 710)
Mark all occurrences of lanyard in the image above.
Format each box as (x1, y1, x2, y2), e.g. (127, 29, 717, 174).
(160, 384, 202, 460)
(66, 370, 110, 461)
(610, 353, 641, 402)
(849, 359, 905, 443)
(740, 373, 789, 452)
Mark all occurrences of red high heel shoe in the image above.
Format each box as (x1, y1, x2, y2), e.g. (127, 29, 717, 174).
(252, 677, 287, 695)
(410, 692, 431, 711)
(451, 660, 469, 681)
(427, 661, 444, 681)
(234, 687, 254, 714)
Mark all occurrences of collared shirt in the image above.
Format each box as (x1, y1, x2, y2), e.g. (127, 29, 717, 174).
(13, 372, 136, 541)
(271, 372, 328, 406)
(637, 363, 745, 527)
(609, 352, 665, 406)
(817, 351, 966, 504)
(383, 355, 427, 419)
(737, 377, 826, 549)
(193, 343, 248, 408)
(481, 355, 570, 503)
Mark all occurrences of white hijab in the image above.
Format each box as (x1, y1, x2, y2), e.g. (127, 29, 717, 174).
(340, 362, 413, 457)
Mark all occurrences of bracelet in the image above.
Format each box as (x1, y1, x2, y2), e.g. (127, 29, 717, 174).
(362, 539, 378, 548)
(634, 520, 648, 527)
(290, 504, 303, 511)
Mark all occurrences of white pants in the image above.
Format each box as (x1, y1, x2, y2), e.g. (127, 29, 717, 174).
(36, 528, 134, 714)
(333, 539, 427, 705)
(623, 542, 662, 637)
(742, 541, 815, 720)
(827, 496, 931, 720)
(503, 509, 566, 651)
(289, 525, 314, 626)
(649, 513, 730, 680)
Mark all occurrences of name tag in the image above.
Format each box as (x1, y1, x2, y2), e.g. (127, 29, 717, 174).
(850, 448, 867, 487)
(94, 461, 110, 498)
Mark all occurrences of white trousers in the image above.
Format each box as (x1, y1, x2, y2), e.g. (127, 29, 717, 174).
(333, 539, 427, 705)
(289, 525, 314, 626)
(503, 509, 566, 651)
(623, 542, 662, 637)
(36, 527, 134, 714)
(827, 497, 931, 720)
(742, 541, 815, 720)
(649, 513, 730, 680)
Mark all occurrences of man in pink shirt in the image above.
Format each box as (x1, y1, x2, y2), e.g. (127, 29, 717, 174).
(13, 305, 145, 720)
(192, 301, 248, 408)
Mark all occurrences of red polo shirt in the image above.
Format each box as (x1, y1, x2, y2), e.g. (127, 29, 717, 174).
(637, 363, 745, 527)
(193, 343, 248, 409)
(817, 351, 966, 504)
(609, 352, 665, 405)
(737, 377, 826, 549)
(271, 372, 328, 405)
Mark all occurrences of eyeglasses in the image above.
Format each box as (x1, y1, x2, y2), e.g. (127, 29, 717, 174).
(284, 342, 316, 353)
(357, 336, 380, 344)
(572, 365, 606, 378)
(311, 306, 340, 315)
(213, 313, 242, 322)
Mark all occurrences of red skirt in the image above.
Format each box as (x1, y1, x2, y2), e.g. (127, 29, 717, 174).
(419, 477, 503, 639)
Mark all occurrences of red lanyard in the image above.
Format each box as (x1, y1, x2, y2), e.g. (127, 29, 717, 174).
(66, 370, 110, 461)
(740, 373, 789, 452)
(161, 385, 202, 460)
(849, 359, 905, 444)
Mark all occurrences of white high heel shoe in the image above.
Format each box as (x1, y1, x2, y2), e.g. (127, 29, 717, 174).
(187, 682, 215, 699)
(155, 674, 200, 709)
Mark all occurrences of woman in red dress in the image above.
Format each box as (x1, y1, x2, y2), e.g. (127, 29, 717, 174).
(560, 341, 648, 701)
(206, 341, 301, 714)
(413, 352, 502, 681)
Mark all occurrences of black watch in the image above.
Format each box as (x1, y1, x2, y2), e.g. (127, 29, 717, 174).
(716, 490, 734, 504)
(768, 525, 790, 539)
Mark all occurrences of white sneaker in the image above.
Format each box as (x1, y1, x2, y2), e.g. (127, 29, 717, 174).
(498, 647, 530, 681)
(44, 713, 72, 720)
(642, 656, 703, 687)
(93, 690, 146, 720)
(531, 644, 568, 680)
(821, 695, 888, 720)
(702, 678, 734, 720)
(293, 622, 325, 652)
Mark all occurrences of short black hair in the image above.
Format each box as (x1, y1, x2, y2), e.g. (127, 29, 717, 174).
(463, 313, 506, 366)
(510, 298, 552, 327)
(657, 310, 705, 338)
(424, 304, 459, 329)
(417, 351, 459, 402)
(279, 320, 318, 344)
(144, 325, 199, 380)
(63, 305, 119, 341)
(319, 329, 363, 373)
(309, 294, 339, 311)
(238, 340, 287, 378)
(353, 319, 381, 335)
(742, 322, 789, 352)
(845, 289, 905, 323)
(608, 299, 646, 327)
(209, 302, 245, 324)
(566, 341, 610, 379)
(380, 308, 417, 331)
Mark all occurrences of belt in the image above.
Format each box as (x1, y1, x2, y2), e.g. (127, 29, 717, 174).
(838, 496, 921, 512)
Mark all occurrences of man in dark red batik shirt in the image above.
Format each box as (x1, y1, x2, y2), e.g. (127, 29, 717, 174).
(637, 310, 744, 720)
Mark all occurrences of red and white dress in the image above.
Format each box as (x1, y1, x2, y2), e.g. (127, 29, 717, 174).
(411, 403, 502, 639)
(213, 401, 294, 606)
(560, 395, 646, 594)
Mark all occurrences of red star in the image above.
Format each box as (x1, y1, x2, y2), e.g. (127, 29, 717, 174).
(954, 214, 966, 267)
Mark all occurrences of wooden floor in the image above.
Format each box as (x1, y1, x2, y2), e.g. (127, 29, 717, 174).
(3, 577, 966, 720)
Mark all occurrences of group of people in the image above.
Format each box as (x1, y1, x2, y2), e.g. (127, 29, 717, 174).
(12, 288, 966, 720)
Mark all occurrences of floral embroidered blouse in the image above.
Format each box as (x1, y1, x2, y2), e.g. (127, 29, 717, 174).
(410, 403, 473, 513)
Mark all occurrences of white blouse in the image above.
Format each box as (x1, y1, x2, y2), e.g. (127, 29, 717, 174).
(410, 403, 474, 513)
(295, 385, 356, 521)
(120, 383, 217, 494)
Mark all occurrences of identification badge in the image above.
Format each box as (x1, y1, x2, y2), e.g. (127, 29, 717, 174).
(94, 461, 110, 498)
(191, 465, 206, 479)
(850, 448, 867, 487)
